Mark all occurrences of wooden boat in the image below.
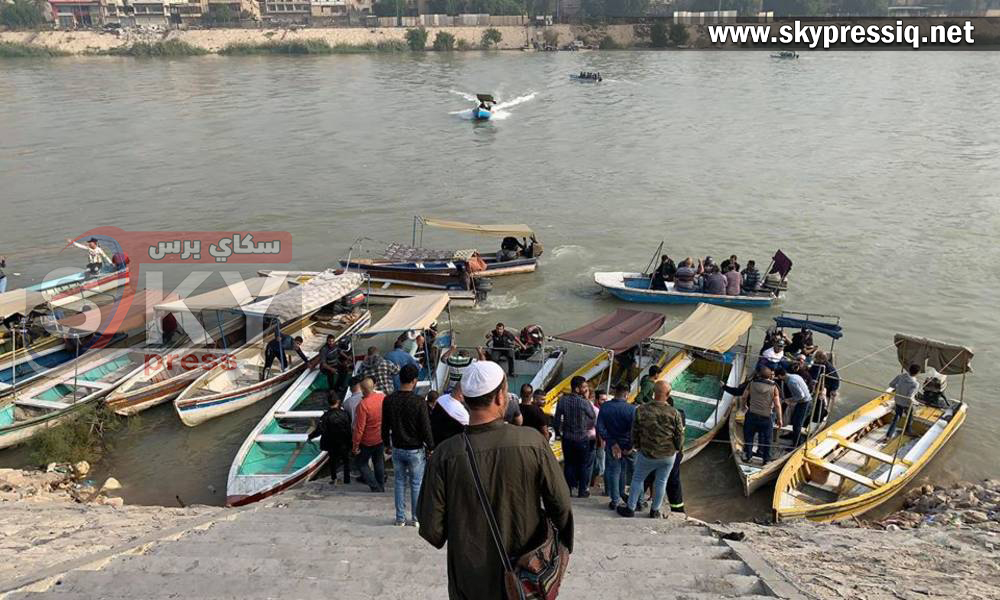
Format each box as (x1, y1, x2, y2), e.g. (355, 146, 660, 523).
(342, 255, 536, 278)
(773, 334, 973, 522)
(106, 277, 288, 416)
(650, 303, 753, 463)
(26, 235, 130, 308)
(595, 272, 779, 308)
(542, 309, 667, 461)
(174, 272, 368, 427)
(435, 332, 566, 396)
(0, 290, 180, 450)
(569, 73, 602, 82)
(729, 312, 843, 496)
(225, 367, 331, 507)
(261, 269, 487, 309)
(339, 267, 493, 292)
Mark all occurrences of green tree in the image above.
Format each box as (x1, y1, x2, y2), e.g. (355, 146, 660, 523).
(433, 31, 456, 50)
(481, 27, 502, 48)
(669, 23, 689, 46)
(0, 0, 46, 29)
(650, 20, 668, 47)
(204, 4, 238, 25)
(405, 27, 428, 50)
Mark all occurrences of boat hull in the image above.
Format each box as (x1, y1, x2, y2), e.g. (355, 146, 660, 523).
(473, 108, 492, 120)
(341, 256, 536, 278)
(27, 268, 129, 308)
(595, 272, 778, 308)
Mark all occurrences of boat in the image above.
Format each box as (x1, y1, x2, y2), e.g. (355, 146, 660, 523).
(569, 73, 602, 82)
(26, 235, 130, 308)
(1, 289, 71, 390)
(773, 334, 972, 523)
(342, 217, 542, 277)
(649, 303, 753, 463)
(0, 290, 181, 450)
(106, 277, 289, 416)
(771, 50, 799, 59)
(729, 312, 844, 496)
(542, 309, 666, 460)
(435, 325, 566, 395)
(226, 293, 455, 507)
(264, 270, 488, 309)
(473, 94, 495, 120)
(173, 271, 369, 427)
(595, 271, 781, 308)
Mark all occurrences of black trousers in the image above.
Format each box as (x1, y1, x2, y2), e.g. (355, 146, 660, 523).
(490, 348, 515, 375)
(328, 446, 351, 483)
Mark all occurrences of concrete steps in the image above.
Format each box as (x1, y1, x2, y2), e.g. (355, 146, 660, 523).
(3, 481, 803, 599)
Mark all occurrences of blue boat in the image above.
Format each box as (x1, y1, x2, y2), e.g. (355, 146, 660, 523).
(473, 107, 492, 120)
(594, 272, 781, 308)
(473, 93, 494, 120)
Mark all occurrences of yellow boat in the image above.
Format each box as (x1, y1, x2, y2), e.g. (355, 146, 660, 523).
(773, 333, 973, 522)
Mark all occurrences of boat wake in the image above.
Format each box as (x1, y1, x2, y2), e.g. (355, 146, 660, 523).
(449, 91, 537, 121)
(550, 244, 588, 259)
(477, 292, 521, 311)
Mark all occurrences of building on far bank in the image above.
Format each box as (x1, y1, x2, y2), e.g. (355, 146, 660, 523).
(49, 0, 114, 26)
(260, 0, 368, 24)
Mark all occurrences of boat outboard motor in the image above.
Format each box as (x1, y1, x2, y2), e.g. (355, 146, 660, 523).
(919, 368, 949, 408)
(517, 324, 544, 359)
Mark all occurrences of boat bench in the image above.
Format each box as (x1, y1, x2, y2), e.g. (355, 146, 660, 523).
(273, 411, 324, 420)
(16, 398, 73, 411)
(805, 457, 879, 489)
(671, 390, 719, 406)
(74, 380, 113, 391)
(256, 433, 311, 443)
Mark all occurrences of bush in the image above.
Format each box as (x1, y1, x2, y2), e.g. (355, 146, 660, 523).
(219, 39, 407, 55)
(650, 21, 668, 48)
(542, 28, 559, 47)
(28, 404, 124, 466)
(481, 27, 502, 48)
(433, 31, 456, 51)
(456, 38, 472, 50)
(598, 35, 620, 50)
(405, 27, 429, 51)
(0, 0, 45, 29)
(670, 23, 690, 46)
(109, 40, 208, 57)
(203, 4, 238, 26)
(0, 41, 67, 57)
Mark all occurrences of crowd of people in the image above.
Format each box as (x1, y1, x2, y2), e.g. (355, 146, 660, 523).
(650, 253, 765, 296)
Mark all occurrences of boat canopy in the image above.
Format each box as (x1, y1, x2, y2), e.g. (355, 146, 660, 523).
(655, 304, 753, 353)
(419, 217, 534, 238)
(242, 271, 363, 323)
(362, 293, 450, 336)
(0, 289, 49, 321)
(155, 277, 287, 314)
(476, 94, 495, 103)
(554, 309, 665, 354)
(894, 333, 973, 375)
(774, 316, 843, 340)
(56, 289, 179, 336)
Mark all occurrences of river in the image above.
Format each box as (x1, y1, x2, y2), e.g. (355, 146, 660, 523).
(1, 50, 998, 521)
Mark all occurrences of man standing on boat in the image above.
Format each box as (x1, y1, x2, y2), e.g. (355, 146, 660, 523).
(740, 367, 782, 464)
(66, 237, 111, 276)
(775, 367, 812, 447)
(553, 376, 597, 498)
(885, 364, 921, 439)
(381, 364, 433, 527)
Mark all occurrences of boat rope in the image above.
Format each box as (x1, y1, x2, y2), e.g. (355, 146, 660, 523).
(830, 342, 899, 374)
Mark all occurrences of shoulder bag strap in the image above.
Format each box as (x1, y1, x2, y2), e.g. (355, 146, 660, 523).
(462, 432, 525, 599)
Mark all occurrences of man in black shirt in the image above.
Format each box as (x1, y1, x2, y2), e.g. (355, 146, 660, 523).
(382, 364, 434, 526)
(485, 322, 525, 376)
(308, 393, 353, 484)
(519, 385, 550, 439)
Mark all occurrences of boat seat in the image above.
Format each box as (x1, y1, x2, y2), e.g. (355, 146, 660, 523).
(256, 433, 311, 443)
(805, 458, 879, 489)
(274, 411, 324, 420)
(671, 390, 718, 406)
(580, 360, 610, 380)
(16, 398, 73, 411)
(834, 436, 898, 464)
(74, 380, 113, 391)
(834, 404, 892, 439)
(806, 437, 839, 460)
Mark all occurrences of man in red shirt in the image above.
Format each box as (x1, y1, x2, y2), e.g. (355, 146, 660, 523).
(352, 377, 386, 492)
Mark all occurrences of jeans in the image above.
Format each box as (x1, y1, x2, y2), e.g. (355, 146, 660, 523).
(789, 400, 812, 447)
(886, 404, 913, 438)
(392, 448, 426, 523)
(356, 444, 385, 491)
(562, 438, 595, 496)
(743, 412, 774, 462)
(604, 451, 634, 506)
(593, 444, 606, 478)
(628, 451, 677, 512)
(0, 276, 6, 294)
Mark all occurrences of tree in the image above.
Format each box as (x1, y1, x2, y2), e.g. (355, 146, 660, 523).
(204, 5, 238, 25)
(433, 31, 456, 50)
(669, 23, 689, 46)
(650, 20, 668, 47)
(405, 27, 428, 50)
(0, 0, 45, 29)
(542, 28, 559, 47)
(481, 27, 502, 48)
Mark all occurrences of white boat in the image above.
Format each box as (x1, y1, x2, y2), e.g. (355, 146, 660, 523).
(173, 271, 368, 427)
(0, 290, 180, 450)
(435, 326, 566, 395)
(106, 277, 289, 416)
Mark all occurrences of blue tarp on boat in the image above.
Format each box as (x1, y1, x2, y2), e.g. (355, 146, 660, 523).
(773, 316, 843, 339)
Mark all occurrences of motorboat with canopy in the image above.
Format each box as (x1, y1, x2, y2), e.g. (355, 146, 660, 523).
(224, 293, 452, 507)
(773, 334, 972, 522)
(173, 271, 370, 427)
(647, 303, 753, 463)
(730, 311, 844, 496)
(106, 277, 289, 416)
(0, 289, 181, 450)
(473, 94, 495, 120)
(28, 234, 130, 308)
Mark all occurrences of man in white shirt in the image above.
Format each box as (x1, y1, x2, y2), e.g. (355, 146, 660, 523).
(760, 339, 786, 370)
(67, 237, 111, 275)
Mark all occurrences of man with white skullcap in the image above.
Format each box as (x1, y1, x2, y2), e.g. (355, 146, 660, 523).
(417, 361, 573, 600)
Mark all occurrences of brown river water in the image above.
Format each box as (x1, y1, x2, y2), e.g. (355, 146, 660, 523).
(1, 50, 998, 521)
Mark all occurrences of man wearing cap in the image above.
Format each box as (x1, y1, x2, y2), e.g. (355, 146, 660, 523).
(553, 376, 597, 498)
(417, 362, 573, 600)
(596, 382, 637, 511)
(67, 237, 112, 276)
